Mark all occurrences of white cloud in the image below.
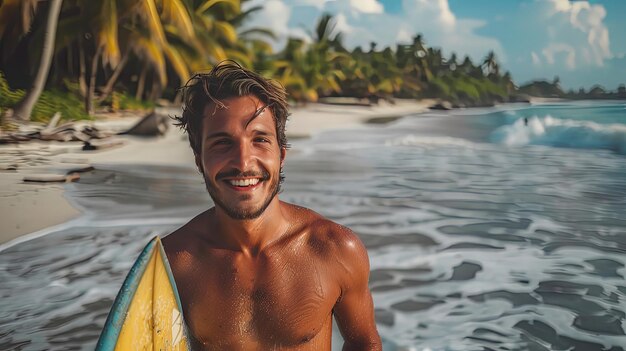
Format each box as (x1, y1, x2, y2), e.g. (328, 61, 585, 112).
(402, 0, 456, 30)
(542, 0, 611, 66)
(242, 0, 308, 48)
(334, 13, 353, 35)
(242, 0, 608, 75)
(348, 0, 383, 14)
(542, 43, 576, 69)
(531, 52, 541, 66)
(317, 0, 504, 62)
(244, 0, 291, 37)
(241, 0, 619, 89)
(292, 0, 326, 9)
(396, 27, 413, 44)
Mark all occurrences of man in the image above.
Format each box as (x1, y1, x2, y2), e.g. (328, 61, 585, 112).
(163, 62, 381, 350)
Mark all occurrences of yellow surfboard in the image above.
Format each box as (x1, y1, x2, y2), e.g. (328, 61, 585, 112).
(96, 236, 189, 350)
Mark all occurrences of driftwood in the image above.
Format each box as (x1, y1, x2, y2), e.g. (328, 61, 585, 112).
(23, 173, 80, 183)
(318, 97, 373, 107)
(82, 138, 124, 151)
(0, 110, 170, 145)
(118, 111, 169, 136)
(0, 112, 114, 144)
(429, 101, 453, 110)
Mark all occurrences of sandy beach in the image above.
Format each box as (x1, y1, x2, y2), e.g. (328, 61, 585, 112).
(0, 99, 432, 245)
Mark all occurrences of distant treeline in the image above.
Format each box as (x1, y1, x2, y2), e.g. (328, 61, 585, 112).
(0, 1, 623, 122)
(519, 77, 626, 100)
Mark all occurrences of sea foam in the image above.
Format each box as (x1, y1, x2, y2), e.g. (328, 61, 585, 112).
(490, 115, 626, 154)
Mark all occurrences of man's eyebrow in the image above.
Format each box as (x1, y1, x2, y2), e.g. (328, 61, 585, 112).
(252, 129, 275, 137)
(245, 103, 273, 128)
(205, 131, 231, 140)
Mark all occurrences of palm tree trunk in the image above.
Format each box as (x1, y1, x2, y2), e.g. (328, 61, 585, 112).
(85, 45, 103, 115)
(78, 40, 87, 97)
(12, 0, 64, 121)
(66, 44, 73, 75)
(136, 67, 147, 101)
(98, 51, 129, 103)
(149, 77, 161, 101)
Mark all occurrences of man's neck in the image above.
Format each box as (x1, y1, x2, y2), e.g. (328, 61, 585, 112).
(209, 198, 289, 255)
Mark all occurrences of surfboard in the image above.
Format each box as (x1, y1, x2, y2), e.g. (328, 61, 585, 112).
(96, 236, 189, 350)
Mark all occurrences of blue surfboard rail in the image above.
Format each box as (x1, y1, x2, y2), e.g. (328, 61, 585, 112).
(95, 237, 158, 350)
(157, 237, 185, 317)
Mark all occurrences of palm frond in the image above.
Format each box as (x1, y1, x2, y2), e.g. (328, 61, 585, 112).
(213, 21, 237, 43)
(140, 0, 166, 44)
(238, 27, 276, 40)
(161, 0, 195, 39)
(0, 0, 38, 47)
(98, 0, 121, 67)
(131, 33, 167, 85)
(163, 45, 190, 83)
(195, 0, 239, 15)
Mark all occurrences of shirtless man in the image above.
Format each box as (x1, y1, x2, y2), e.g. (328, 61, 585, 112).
(163, 62, 381, 350)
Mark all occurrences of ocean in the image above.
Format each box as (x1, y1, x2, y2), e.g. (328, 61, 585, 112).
(1, 101, 625, 350)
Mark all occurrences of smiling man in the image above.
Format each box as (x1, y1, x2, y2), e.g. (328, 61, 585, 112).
(163, 62, 381, 350)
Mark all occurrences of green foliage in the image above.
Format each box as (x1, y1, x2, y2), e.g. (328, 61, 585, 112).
(0, 72, 90, 122)
(114, 91, 155, 111)
(519, 80, 563, 97)
(4, 2, 624, 118)
(268, 16, 521, 106)
(0, 72, 23, 107)
(30, 89, 91, 123)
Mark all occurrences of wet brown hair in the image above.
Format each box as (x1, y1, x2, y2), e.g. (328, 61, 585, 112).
(173, 61, 290, 156)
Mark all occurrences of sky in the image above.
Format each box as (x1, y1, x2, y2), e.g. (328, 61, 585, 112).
(242, 0, 626, 90)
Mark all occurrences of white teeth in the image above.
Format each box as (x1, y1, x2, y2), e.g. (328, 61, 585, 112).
(229, 178, 260, 187)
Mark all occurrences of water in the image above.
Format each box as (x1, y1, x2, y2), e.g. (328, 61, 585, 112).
(1, 101, 626, 350)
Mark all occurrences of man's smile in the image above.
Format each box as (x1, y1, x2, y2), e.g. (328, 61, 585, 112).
(223, 177, 263, 191)
(228, 178, 260, 187)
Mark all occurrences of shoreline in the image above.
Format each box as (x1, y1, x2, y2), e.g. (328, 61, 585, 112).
(0, 99, 433, 245)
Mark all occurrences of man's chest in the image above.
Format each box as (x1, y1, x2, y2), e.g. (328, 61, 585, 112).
(176, 252, 340, 348)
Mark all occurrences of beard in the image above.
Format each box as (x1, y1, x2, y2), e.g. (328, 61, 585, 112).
(203, 167, 281, 220)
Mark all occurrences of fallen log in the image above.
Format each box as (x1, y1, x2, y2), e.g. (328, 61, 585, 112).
(23, 173, 80, 183)
(118, 111, 169, 136)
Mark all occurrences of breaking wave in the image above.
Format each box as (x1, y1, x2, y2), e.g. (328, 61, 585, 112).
(490, 115, 626, 154)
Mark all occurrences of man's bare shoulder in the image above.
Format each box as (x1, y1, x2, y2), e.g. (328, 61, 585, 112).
(162, 210, 210, 268)
(285, 203, 369, 268)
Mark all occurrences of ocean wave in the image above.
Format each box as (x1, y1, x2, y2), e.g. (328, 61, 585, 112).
(385, 135, 480, 148)
(490, 115, 626, 154)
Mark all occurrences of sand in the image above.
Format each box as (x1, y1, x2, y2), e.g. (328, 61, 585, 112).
(0, 99, 433, 245)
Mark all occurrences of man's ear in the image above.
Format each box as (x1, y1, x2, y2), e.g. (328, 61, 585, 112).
(280, 147, 286, 167)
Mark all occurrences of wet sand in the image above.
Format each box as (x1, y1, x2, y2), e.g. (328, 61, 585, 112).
(0, 99, 432, 245)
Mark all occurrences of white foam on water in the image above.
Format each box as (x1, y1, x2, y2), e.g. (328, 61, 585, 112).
(385, 135, 481, 148)
(0, 217, 83, 253)
(3, 103, 626, 350)
(491, 115, 626, 154)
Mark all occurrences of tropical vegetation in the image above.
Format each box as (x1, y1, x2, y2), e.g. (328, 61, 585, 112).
(0, 1, 623, 123)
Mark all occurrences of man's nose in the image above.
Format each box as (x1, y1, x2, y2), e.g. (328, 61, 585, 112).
(231, 141, 253, 170)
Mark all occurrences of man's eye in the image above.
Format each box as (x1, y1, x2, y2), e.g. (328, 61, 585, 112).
(254, 137, 270, 143)
(214, 139, 232, 146)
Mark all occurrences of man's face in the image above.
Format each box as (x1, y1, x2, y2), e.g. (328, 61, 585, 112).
(196, 95, 285, 220)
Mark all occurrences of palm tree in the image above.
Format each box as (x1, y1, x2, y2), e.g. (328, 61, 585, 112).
(12, 0, 63, 121)
(502, 71, 515, 94)
(411, 34, 431, 82)
(226, 1, 274, 69)
(447, 52, 458, 72)
(96, 0, 195, 109)
(482, 50, 499, 78)
(46, 0, 198, 113)
(0, 0, 39, 61)
(274, 14, 348, 102)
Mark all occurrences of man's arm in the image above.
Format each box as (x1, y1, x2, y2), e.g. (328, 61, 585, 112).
(332, 227, 382, 351)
